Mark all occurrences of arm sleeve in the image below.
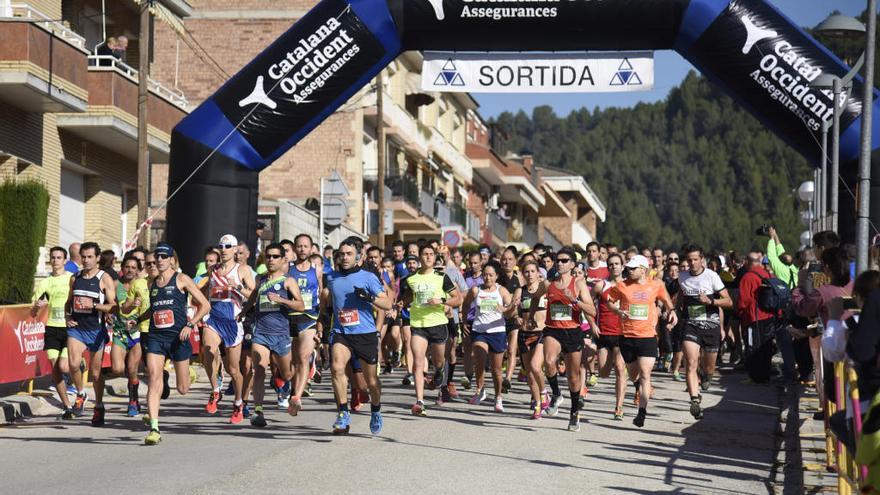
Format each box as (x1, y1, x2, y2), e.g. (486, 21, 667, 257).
(847, 291, 880, 364)
(442, 274, 456, 293)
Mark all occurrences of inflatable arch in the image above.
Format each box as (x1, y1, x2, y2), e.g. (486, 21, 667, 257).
(167, 0, 879, 269)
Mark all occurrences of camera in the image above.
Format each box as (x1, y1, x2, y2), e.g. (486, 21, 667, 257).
(755, 224, 772, 236)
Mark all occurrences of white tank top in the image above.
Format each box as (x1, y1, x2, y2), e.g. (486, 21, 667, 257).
(472, 286, 505, 334)
(209, 263, 244, 314)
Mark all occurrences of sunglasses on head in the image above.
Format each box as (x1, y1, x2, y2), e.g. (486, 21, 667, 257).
(156, 254, 171, 260)
(218, 244, 234, 250)
(266, 254, 284, 260)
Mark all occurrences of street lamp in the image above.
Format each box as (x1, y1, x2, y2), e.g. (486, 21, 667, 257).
(813, 14, 866, 234)
(798, 180, 815, 236)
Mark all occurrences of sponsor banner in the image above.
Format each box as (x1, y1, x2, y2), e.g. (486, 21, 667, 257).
(0, 305, 52, 384)
(422, 51, 653, 93)
(214, 0, 387, 159)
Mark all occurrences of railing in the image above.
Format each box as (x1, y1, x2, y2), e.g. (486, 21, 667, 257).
(488, 213, 509, 242)
(466, 211, 481, 242)
(385, 175, 420, 210)
(8, 3, 86, 50)
(449, 203, 467, 227)
(826, 361, 867, 494)
(419, 190, 434, 218)
(87, 55, 189, 110)
(436, 201, 451, 226)
(522, 222, 538, 248)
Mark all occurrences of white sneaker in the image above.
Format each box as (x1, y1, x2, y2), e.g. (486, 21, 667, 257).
(277, 393, 289, 409)
(494, 397, 504, 413)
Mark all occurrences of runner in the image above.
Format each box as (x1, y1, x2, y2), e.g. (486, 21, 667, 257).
(142, 242, 210, 445)
(677, 244, 732, 420)
(31, 246, 73, 418)
(113, 254, 150, 416)
(592, 253, 627, 420)
(664, 262, 685, 380)
(236, 242, 259, 417)
(325, 238, 392, 434)
(239, 243, 305, 427)
(400, 244, 462, 415)
(463, 261, 515, 412)
(64, 242, 117, 425)
(526, 247, 596, 432)
(443, 249, 468, 400)
(608, 254, 678, 428)
(202, 234, 255, 424)
(380, 256, 401, 374)
(396, 255, 420, 386)
(518, 260, 548, 419)
(499, 247, 523, 394)
(287, 234, 323, 415)
(461, 252, 485, 390)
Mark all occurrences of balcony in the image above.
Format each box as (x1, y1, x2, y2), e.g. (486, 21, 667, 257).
(363, 91, 430, 159)
(429, 129, 473, 184)
(488, 213, 509, 244)
(0, 13, 89, 113)
(365, 175, 440, 237)
(55, 55, 188, 162)
(466, 211, 482, 243)
(450, 203, 467, 227)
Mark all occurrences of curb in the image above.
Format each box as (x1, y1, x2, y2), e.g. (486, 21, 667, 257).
(0, 395, 61, 423)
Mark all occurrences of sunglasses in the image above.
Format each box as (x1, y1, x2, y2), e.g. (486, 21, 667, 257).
(145, 261, 157, 266)
(218, 244, 235, 250)
(556, 258, 571, 264)
(266, 254, 284, 260)
(156, 254, 171, 260)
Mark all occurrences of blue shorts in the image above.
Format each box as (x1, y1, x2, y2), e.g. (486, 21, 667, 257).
(289, 313, 318, 336)
(205, 316, 244, 347)
(68, 327, 109, 352)
(472, 332, 508, 354)
(252, 332, 292, 357)
(146, 330, 193, 362)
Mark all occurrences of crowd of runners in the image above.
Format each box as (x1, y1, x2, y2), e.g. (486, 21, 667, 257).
(33, 232, 809, 445)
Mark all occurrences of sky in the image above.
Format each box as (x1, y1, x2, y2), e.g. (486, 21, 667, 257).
(473, 0, 871, 119)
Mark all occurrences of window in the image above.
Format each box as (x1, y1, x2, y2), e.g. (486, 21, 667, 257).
(59, 168, 85, 247)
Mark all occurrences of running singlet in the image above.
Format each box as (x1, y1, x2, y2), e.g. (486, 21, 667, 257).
(402, 271, 455, 328)
(504, 273, 521, 325)
(288, 263, 319, 317)
(586, 266, 610, 287)
(609, 279, 667, 338)
(472, 286, 505, 334)
(120, 278, 151, 333)
(208, 263, 244, 321)
(149, 273, 188, 333)
(255, 274, 292, 336)
(597, 281, 622, 336)
(678, 268, 725, 323)
(519, 285, 546, 315)
(544, 278, 581, 330)
(71, 270, 105, 331)
(326, 267, 384, 335)
(32, 273, 72, 327)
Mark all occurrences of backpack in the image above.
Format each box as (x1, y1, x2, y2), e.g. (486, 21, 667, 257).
(756, 274, 792, 313)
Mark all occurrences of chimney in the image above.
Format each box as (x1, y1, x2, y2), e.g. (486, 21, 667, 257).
(521, 154, 533, 171)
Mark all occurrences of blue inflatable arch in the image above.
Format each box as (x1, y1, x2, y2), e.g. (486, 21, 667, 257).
(167, 0, 879, 268)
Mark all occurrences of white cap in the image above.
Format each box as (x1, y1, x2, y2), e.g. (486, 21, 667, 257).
(218, 234, 238, 246)
(625, 255, 650, 269)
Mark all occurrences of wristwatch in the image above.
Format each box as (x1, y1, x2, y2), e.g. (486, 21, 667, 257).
(184, 321, 195, 329)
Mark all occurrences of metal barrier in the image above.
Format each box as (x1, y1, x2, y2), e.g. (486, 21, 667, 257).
(826, 361, 867, 494)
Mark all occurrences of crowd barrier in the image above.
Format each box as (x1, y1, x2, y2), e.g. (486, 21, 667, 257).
(827, 361, 868, 494)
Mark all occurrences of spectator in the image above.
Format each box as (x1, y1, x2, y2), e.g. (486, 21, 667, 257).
(96, 37, 117, 66)
(496, 204, 510, 221)
(113, 36, 128, 61)
(737, 251, 786, 383)
(65, 242, 81, 273)
(99, 249, 119, 281)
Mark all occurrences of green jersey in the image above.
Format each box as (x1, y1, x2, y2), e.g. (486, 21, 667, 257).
(32, 273, 72, 327)
(402, 270, 455, 328)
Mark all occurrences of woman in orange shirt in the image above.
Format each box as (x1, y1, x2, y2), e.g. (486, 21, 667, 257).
(609, 255, 677, 428)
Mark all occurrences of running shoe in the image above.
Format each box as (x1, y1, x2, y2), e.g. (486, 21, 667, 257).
(633, 408, 646, 428)
(568, 413, 580, 432)
(672, 371, 683, 382)
(700, 376, 711, 392)
(541, 391, 550, 411)
(531, 402, 542, 420)
(437, 389, 446, 407)
(332, 410, 351, 434)
(391, 351, 401, 368)
(544, 394, 564, 417)
(144, 429, 161, 445)
(446, 382, 460, 399)
(382, 363, 393, 375)
(126, 401, 140, 417)
(370, 411, 383, 434)
(402, 373, 414, 386)
(224, 382, 235, 396)
(91, 405, 105, 427)
(468, 388, 486, 405)
(277, 393, 290, 410)
(313, 369, 323, 384)
(517, 370, 528, 383)
(273, 375, 286, 392)
(494, 397, 504, 413)
(460, 375, 472, 390)
(411, 401, 427, 417)
(72, 391, 87, 417)
(587, 374, 598, 387)
(206, 391, 221, 414)
(288, 396, 303, 417)
(58, 408, 75, 420)
(230, 403, 244, 424)
(251, 411, 267, 428)
(613, 409, 624, 421)
(302, 383, 313, 398)
(690, 397, 703, 420)
(161, 369, 171, 400)
(242, 402, 251, 419)
(501, 377, 511, 394)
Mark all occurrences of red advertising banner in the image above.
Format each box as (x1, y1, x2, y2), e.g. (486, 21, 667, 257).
(0, 304, 53, 384)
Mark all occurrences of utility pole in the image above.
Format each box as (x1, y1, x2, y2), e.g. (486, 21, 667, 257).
(137, 0, 151, 242)
(376, 71, 386, 249)
(856, 0, 877, 274)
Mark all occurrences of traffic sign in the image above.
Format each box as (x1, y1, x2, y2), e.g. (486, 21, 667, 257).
(441, 226, 463, 247)
(323, 197, 348, 227)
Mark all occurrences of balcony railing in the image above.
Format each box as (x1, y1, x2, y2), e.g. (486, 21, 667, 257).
(466, 211, 481, 242)
(88, 55, 188, 109)
(9, 3, 86, 50)
(522, 222, 538, 248)
(436, 202, 451, 226)
(488, 213, 509, 243)
(385, 175, 420, 210)
(419, 190, 434, 218)
(449, 203, 467, 227)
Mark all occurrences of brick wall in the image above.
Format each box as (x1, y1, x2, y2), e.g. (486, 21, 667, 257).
(540, 197, 576, 246)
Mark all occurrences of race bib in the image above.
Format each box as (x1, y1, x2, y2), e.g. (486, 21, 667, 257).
(687, 305, 708, 321)
(259, 294, 279, 311)
(338, 309, 360, 327)
(152, 309, 175, 329)
(521, 297, 531, 310)
(51, 306, 65, 321)
(479, 297, 500, 313)
(73, 296, 93, 313)
(415, 290, 431, 306)
(629, 304, 649, 321)
(549, 303, 573, 321)
(302, 292, 314, 309)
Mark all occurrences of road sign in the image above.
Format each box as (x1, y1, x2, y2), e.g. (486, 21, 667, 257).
(323, 197, 348, 227)
(324, 170, 349, 198)
(441, 226, 463, 247)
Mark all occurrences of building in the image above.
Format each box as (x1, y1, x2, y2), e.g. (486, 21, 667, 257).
(0, 0, 190, 258)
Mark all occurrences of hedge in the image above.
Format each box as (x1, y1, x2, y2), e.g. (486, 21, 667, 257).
(0, 180, 49, 304)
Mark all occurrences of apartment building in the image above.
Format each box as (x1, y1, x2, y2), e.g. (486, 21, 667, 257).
(0, 0, 189, 257)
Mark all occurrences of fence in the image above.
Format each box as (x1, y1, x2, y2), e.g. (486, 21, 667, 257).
(488, 213, 509, 243)
(825, 360, 868, 494)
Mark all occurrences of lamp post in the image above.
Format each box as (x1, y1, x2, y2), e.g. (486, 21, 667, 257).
(856, 0, 877, 274)
(799, 180, 816, 237)
(813, 14, 867, 234)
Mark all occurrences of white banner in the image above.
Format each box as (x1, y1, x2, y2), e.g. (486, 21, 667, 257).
(422, 51, 654, 93)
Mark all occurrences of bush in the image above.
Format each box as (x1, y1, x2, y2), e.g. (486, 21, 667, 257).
(0, 180, 49, 303)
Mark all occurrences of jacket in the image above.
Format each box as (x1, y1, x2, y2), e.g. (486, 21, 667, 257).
(737, 266, 774, 326)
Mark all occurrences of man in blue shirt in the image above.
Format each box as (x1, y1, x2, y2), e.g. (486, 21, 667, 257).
(326, 238, 392, 435)
(64, 242, 81, 274)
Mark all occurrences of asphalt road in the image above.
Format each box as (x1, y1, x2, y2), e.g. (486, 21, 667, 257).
(0, 364, 781, 494)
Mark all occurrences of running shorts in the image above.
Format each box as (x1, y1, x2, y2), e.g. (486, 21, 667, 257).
(472, 332, 507, 354)
(205, 316, 243, 348)
(68, 327, 109, 353)
(596, 334, 621, 350)
(112, 328, 141, 350)
(330, 332, 379, 365)
(682, 320, 722, 353)
(411, 324, 449, 345)
(543, 328, 585, 354)
(146, 330, 193, 362)
(620, 337, 658, 364)
(504, 318, 519, 334)
(252, 332, 292, 357)
(518, 331, 544, 353)
(290, 313, 318, 336)
(44, 326, 69, 359)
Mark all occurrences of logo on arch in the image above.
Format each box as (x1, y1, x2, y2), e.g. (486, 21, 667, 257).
(609, 59, 642, 86)
(434, 59, 465, 87)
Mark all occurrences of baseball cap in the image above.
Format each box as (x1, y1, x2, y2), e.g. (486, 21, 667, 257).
(154, 242, 174, 258)
(218, 234, 238, 246)
(624, 255, 650, 269)
(404, 255, 420, 264)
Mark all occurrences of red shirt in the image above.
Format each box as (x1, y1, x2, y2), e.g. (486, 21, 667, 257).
(737, 266, 774, 326)
(586, 266, 610, 287)
(597, 281, 622, 336)
(545, 277, 582, 330)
